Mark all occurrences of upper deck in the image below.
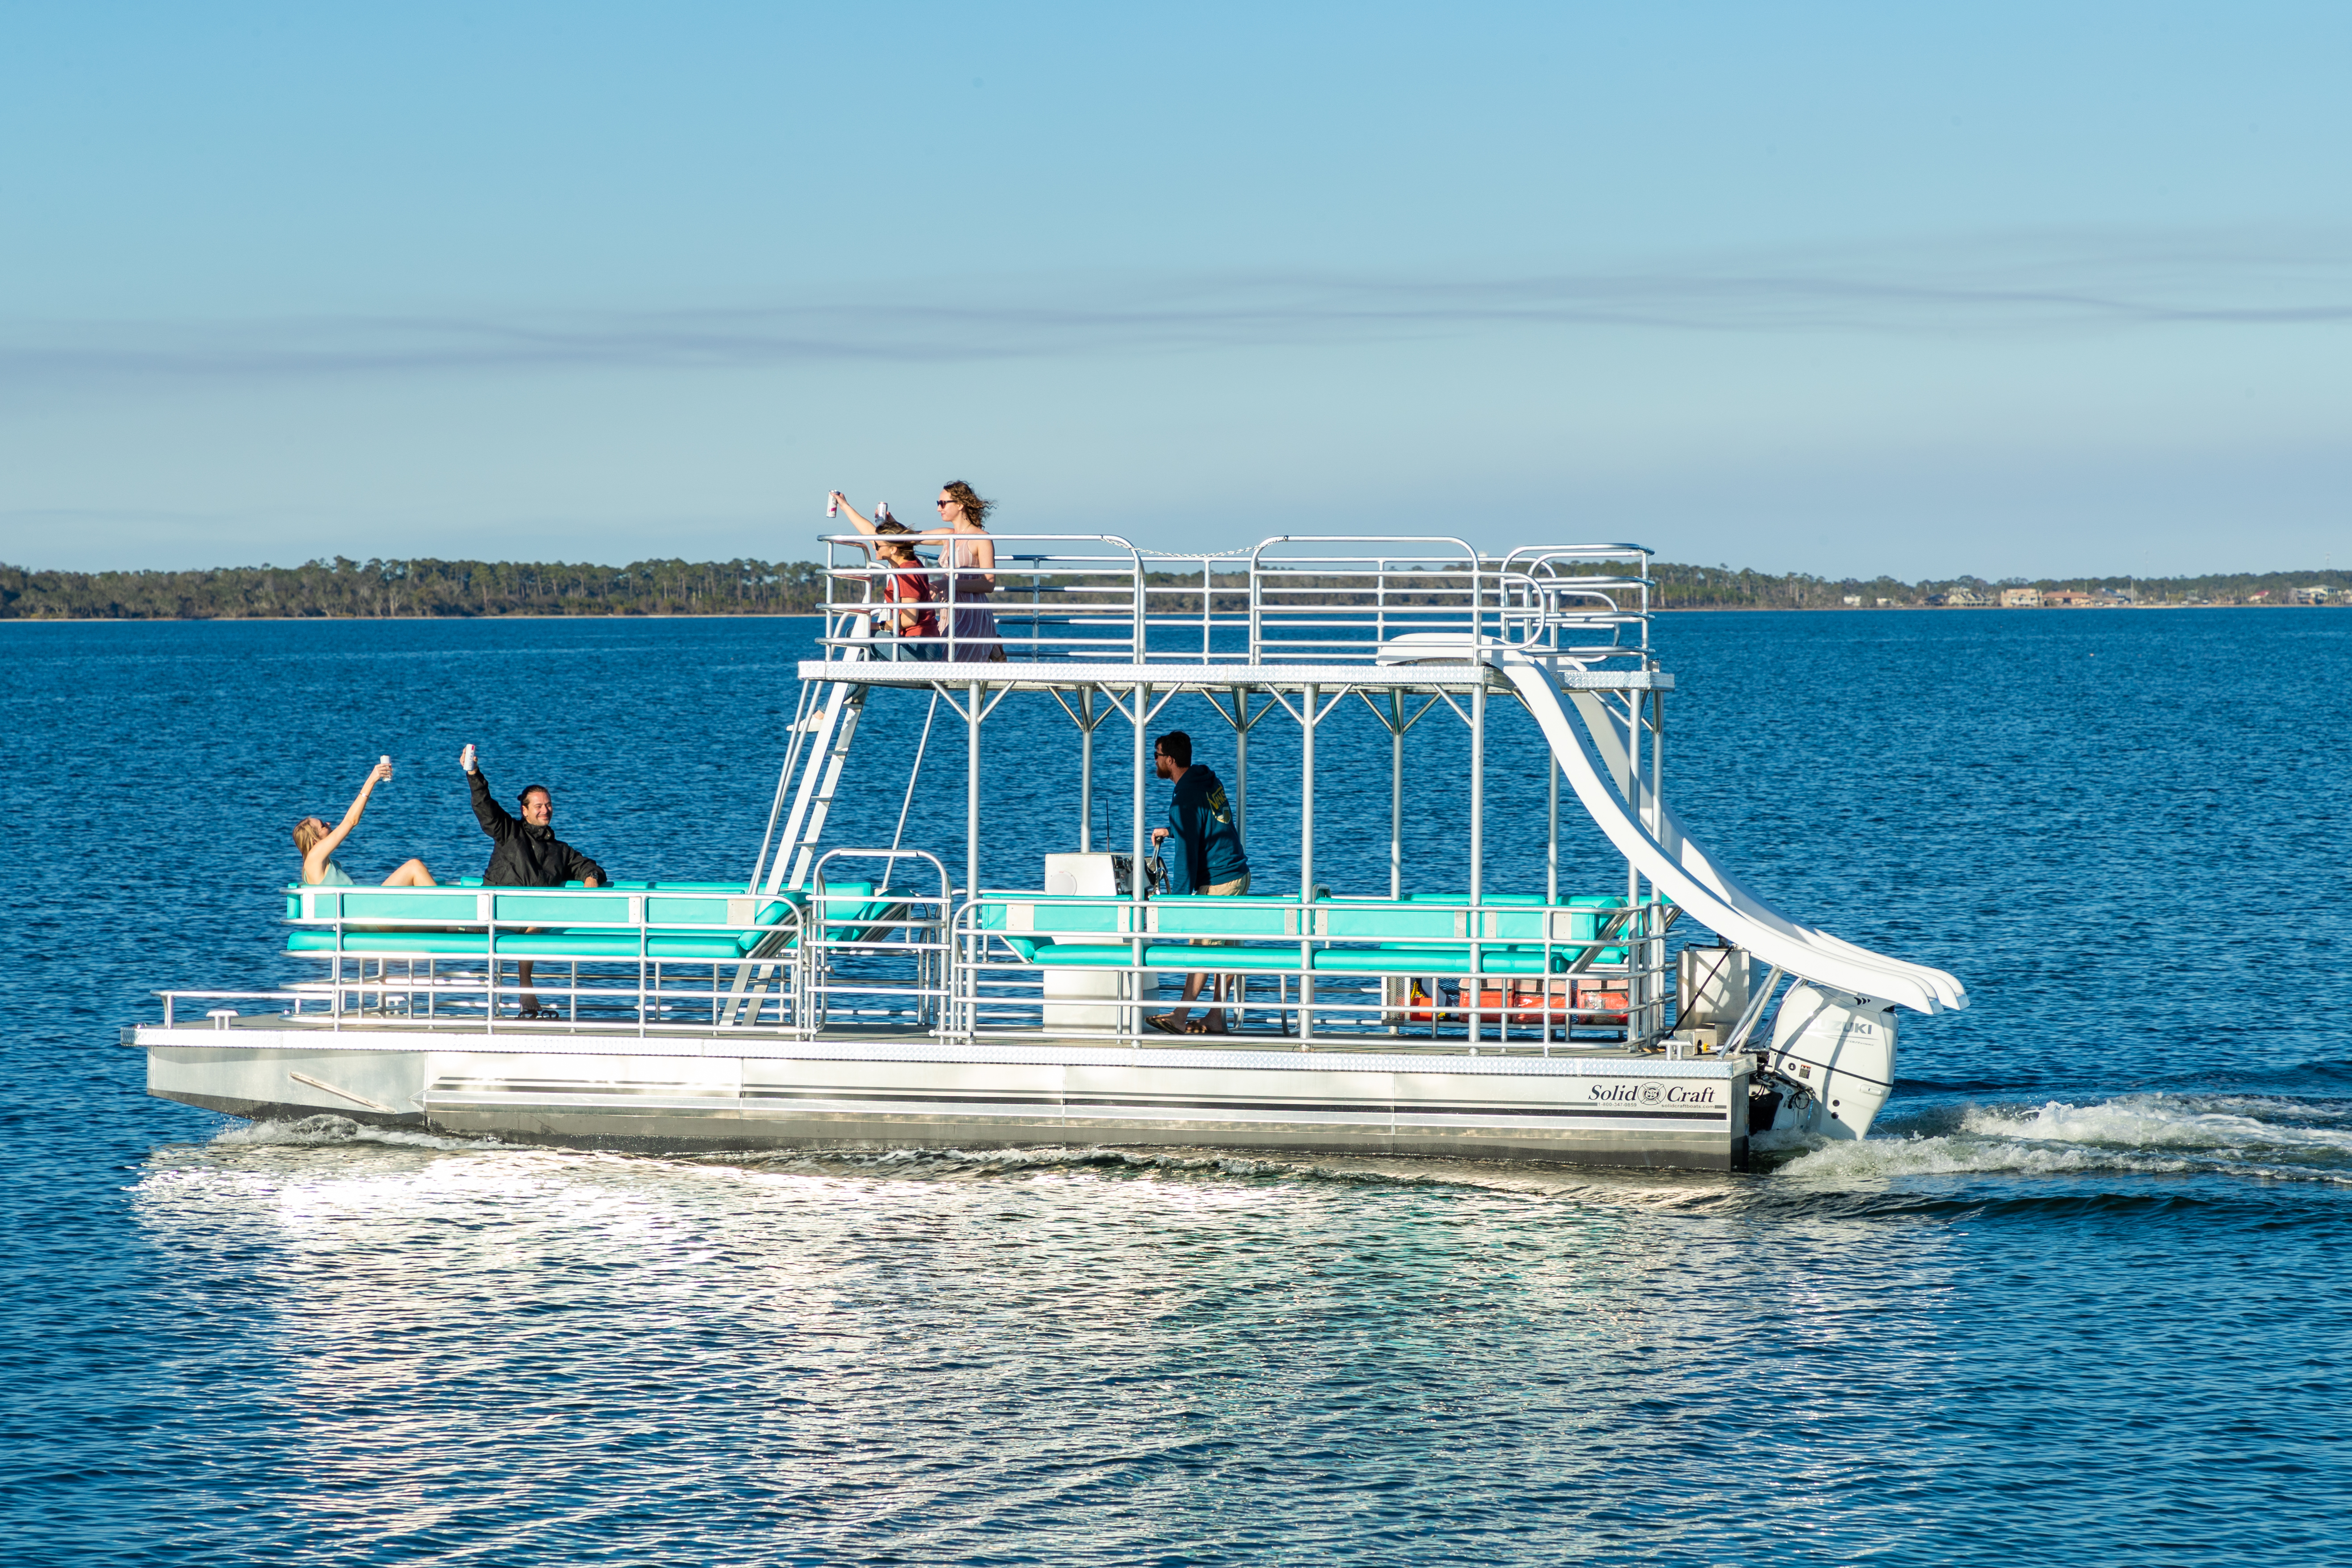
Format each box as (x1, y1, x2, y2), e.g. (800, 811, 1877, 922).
(807, 535, 1667, 686)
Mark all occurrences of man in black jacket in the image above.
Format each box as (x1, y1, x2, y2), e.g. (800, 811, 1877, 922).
(461, 743, 608, 1017)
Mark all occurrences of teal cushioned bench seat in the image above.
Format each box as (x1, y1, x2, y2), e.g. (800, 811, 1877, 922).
(1406, 891, 1551, 904)
(287, 930, 489, 955)
(295, 890, 483, 921)
(1150, 896, 1300, 938)
(1026, 940, 1134, 967)
(495, 932, 641, 957)
(650, 934, 758, 958)
(1146, 944, 1308, 971)
(288, 930, 779, 959)
(1019, 940, 1314, 972)
(1308, 945, 1529, 975)
(1320, 903, 1458, 941)
(971, 890, 1638, 973)
(284, 878, 814, 959)
(1310, 944, 1595, 975)
(977, 895, 1137, 961)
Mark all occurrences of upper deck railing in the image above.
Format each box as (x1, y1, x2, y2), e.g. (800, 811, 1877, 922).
(816, 534, 1654, 668)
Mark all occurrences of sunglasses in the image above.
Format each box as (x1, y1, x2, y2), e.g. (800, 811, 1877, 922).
(935, 499, 956, 508)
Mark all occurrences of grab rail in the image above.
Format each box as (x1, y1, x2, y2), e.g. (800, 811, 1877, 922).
(260, 883, 811, 1036)
(944, 890, 1678, 1052)
(813, 534, 1656, 666)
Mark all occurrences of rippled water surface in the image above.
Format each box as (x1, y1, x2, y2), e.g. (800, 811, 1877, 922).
(5, 608, 2350, 1564)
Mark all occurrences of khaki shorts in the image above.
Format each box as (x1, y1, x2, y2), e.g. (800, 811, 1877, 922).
(1196, 873, 1249, 945)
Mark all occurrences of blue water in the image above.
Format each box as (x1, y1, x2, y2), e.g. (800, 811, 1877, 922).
(4, 609, 2348, 1564)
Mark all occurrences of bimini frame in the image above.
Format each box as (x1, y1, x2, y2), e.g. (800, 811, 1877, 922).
(740, 534, 1680, 1048)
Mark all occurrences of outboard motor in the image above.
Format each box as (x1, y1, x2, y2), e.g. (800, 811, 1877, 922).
(1763, 984, 1897, 1140)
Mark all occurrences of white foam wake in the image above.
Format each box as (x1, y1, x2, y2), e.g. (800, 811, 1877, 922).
(1770, 1092, 2352, 1184)
(1966, 1096, 2352, 1153)
(212, 1115, 499, 1152)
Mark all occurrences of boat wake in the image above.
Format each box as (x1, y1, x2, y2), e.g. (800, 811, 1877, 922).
(192, 1093, 2352, 1196)
(728, 1143, 1536, 1190)
(1770, 1091, 2352, 1186)
(211, 1114, 501, 1152)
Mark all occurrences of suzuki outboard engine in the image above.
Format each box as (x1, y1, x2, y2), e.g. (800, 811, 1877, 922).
(1762, 984, 1897, 1140)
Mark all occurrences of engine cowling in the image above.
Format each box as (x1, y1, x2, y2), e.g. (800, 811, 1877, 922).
(1763, 984, 1897, 1140)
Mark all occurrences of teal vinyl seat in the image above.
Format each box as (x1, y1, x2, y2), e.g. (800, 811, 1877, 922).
(1019, 940, 1306, 971)
(1149, 896, 1303, 938)
(977, 896, 1134, 962)
(280, 881, 837, 959)
(1318, 903, 1459, 942)
(970, 891, 1639, 976)
(287, 929, 490, 956)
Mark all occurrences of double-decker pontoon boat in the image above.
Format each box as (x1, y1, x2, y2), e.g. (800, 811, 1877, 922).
(136, 536, 1964, 1170)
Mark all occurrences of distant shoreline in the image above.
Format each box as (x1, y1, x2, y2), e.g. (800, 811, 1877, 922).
(2, 602, 2333, 625)
(7, 553, 2344, 620)
(0, 610, 828, 625)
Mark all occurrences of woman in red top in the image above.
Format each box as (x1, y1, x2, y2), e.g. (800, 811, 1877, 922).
(871, 517, 942, 660)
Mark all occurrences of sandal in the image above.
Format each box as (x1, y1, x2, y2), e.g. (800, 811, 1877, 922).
(1143, 1013, 1185, 1035)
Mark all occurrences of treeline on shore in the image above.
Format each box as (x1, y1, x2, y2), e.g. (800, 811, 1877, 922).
(1646, 562, 2352, 609)
(0, 557, 831, 619)
(4, 553, 2348, 620)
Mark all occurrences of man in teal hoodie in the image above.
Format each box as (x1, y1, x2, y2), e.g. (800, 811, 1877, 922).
(1146, 730, 1251, 1034)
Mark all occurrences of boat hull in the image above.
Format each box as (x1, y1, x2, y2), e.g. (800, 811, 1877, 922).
(139, 1026, 1753, 1172)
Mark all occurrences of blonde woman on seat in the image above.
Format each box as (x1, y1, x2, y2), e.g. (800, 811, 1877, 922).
(293, 760, 436, 887)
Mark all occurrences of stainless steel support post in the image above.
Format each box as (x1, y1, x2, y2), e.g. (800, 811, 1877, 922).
(1469, 681, 1485, 905)
(1389, 691, 1404, 900)
(1299, 681, 1317, 1043)
(1648, 686, 1664, 835)
(1624, 691, 1641, 1041)
(1299, 682, 1317, 901)
(1546, 737, 1560, 905)
(1133, 683, 1149, 897)
(1625, 694, 1641, 911)
(1649, 685, 1667, 1039)
(1134, 681, 1150, 1033)
(1469, 679, 1486, 1049)
(1080, 686, 1095, 852)
(967, 680, 983, 896)
(1233, 686, 1249, 845)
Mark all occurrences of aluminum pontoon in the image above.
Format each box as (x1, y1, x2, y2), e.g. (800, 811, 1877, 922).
(136, 536, 1965, 1170)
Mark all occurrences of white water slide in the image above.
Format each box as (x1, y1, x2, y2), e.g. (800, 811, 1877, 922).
(1494, 653, 1966, 1017)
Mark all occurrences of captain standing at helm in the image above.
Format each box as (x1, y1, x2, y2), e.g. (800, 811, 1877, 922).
(1146, 730, 1252, 1035)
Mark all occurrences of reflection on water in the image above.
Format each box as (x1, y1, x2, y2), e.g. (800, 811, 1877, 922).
(133, 1118, 2331, 1566)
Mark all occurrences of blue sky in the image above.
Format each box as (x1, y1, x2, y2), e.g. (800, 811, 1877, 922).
(1, 1, 2346, 576)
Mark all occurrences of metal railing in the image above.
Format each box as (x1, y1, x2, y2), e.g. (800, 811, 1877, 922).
(157, 887, 1692, 1057)
(820, 532, 1148, 663)
(939, 892, 1679, 1055)
(801, 848, 953, 1034)
(173, 887, 811, 1036)
(815, 534, 1656, 667)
